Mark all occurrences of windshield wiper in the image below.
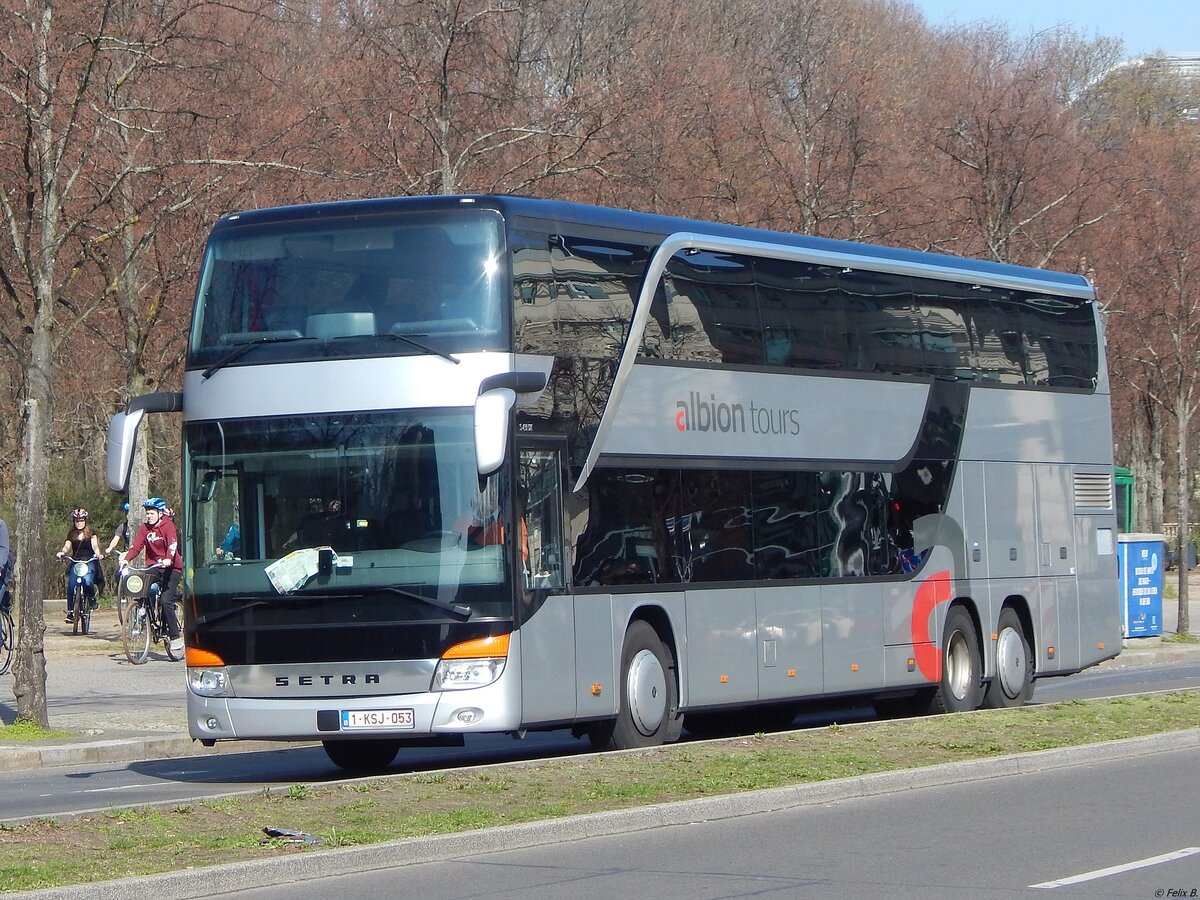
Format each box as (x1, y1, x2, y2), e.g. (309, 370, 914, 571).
(379, 586, 472, 619)
(371, 332, 460, 365)
(202, 334, 314, 380)
(192, 586, 471, 628)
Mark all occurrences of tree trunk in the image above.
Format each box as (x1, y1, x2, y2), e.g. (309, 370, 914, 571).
(1175, 400, 1190, 635)
(12, 321, 53, 726)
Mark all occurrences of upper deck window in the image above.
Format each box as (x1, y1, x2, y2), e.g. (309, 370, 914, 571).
(189, 209, 507, 370)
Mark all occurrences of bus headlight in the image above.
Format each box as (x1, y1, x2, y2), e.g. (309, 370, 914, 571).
(189, 668, 232, 698)
(432, 657, 505, 691)
(432, 633, 509, 692)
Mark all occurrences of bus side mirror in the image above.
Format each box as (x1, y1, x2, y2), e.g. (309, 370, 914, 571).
(474, 387, 517, 477)
(106, 410, 144, 492)
(105, 392, 184, 492)
(473, 372, 547, 477)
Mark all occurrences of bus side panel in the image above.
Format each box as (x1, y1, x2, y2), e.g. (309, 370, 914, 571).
(685, 587, 757, 707)
(574, 592, 618, 720)
(820, 582, 885, 695)
(1075, 514, 1121, 667)
(756, 585, 823, 701)
(1036, 464, 1075, 577)
(517, 594, 578, 728)
(1036, 465, 1084, 676)
(985, 462, 1038, 579)
(1049, 578, 1080, 673)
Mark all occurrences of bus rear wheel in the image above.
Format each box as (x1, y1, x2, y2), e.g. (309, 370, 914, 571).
(931, 605, 983, 713)
(322, 739, 401, 773)
(589, 621, 678, 751)
(981, 608, 1034, 709)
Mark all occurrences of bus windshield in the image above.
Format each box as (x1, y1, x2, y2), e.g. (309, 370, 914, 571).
(186, 410, 511, 607)
(187, 209, 507, 369)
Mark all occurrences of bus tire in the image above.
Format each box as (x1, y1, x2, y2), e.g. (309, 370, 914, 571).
(589, 620, 677, 751)
(322, 739, 401, 773)
(981, 607, 1034, 709)
(930, 605, 982, 713)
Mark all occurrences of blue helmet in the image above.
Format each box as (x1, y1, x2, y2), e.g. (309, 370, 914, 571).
(122, 502, 130, 512)
(143, 497, 168, 511)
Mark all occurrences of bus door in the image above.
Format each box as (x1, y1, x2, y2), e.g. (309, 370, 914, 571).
(514, 441, 577, 726)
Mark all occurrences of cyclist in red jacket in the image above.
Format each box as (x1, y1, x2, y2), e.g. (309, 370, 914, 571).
(120, 497, 183, 654)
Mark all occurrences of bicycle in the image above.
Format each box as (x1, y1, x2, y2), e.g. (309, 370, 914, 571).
(0, 578, 13, 676)
(62, 556, 99, 636)
(118, 565, 183, 664)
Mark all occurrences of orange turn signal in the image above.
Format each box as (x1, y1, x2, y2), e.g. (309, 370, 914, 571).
(442, 633, 510, 660)
(186, 647, 225, 667)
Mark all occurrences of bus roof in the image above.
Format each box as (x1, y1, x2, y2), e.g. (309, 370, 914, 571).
(212, 194, 1093, 296)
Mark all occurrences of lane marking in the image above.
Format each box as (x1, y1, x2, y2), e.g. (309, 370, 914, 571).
(1030, 847, 1200, 888)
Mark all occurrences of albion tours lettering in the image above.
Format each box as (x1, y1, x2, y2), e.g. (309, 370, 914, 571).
(674, 391, 802, 435)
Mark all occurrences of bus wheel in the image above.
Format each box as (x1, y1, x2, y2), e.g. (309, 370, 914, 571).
(322, 739, 401, 773)
(931, 606, 982, 713)
(981, 608, 1034, 709)
(589, 621, 677, 751)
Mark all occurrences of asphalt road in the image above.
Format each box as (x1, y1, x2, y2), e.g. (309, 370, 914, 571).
(215, 742, 1200, 900)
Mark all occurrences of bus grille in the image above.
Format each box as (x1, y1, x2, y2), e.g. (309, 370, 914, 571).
(1074, 472, 1113, 509)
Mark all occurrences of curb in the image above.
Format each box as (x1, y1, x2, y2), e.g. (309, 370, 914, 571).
(7, 728, 1200, 900)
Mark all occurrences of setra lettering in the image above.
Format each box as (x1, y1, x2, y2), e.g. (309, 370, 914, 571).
(273, 673, 382, 687)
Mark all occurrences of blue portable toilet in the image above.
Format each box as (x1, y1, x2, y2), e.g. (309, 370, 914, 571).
(1117, 533, 1164, 637)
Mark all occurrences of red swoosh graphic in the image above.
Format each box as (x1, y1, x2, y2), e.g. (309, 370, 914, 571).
(912, 570, 952, 681)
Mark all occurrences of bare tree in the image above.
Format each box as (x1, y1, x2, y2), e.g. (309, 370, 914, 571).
(0, 0, 326, 724)
(1105, 130, 1200, 633)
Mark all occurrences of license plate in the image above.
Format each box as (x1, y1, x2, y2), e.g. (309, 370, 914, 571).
(340, 708, 415, 730)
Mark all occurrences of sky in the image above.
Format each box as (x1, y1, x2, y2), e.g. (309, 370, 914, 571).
(909, 0, 1199, 59)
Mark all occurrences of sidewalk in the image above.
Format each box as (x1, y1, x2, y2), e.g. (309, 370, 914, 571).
(3, 592, 1200, 772)
(0, 604, 294, 771)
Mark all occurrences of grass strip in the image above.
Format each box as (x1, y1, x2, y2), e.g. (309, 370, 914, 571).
(1, 691, 1198, 893)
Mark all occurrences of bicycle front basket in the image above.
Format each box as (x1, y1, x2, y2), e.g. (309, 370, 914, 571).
(121, 572, 150, 599)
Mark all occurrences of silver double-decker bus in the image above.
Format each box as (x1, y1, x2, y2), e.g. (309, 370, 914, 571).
(106, 195, 1120, 771)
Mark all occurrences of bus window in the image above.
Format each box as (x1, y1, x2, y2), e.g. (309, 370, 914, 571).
(520, 448, 565, 590)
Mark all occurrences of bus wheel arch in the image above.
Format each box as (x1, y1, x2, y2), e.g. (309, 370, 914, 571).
(589, 614, 681, 750)
(982, 601, 1035, 709)
(931, 601, 984, 713)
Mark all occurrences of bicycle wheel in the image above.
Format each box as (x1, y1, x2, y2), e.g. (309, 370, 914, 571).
(71, 584, 84, 635)
(80, 585, 92, 636)
(121, 600, 151, 664)
(0, 610, 13, 675)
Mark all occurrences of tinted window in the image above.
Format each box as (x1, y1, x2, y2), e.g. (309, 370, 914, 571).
(663, 251, 762, 365)
(572, 470, 681, 586)
(756, 260, 849, 369)
(679, 470, 754, 582)
(190, 210, 506, 368)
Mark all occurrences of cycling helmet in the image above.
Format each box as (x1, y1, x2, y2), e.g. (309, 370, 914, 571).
(71, 508, 89, 520)
(142, 497, 168, 511)
(122, 502, 130, 512)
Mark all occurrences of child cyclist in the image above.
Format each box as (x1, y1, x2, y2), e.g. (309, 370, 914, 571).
(119, 497, 184, 655)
